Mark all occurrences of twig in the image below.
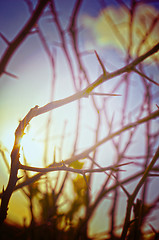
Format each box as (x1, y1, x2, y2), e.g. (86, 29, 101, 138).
(133, 68, 159, 86)
(0, 109, 157, 194)
(0, 0, 50, 76)
(121, 146, 159, 239)
(19, 161, 133, 174)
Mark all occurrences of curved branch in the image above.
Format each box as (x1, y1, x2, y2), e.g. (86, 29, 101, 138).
(0, 0, 50, 76)
(0, 108, 157, 195)
(0, 41, 158, 226)
(121, 146, 159, 239)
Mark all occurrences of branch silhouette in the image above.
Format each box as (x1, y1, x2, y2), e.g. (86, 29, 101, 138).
(0, 1, 159, 238)
(0, 0, 50, 76)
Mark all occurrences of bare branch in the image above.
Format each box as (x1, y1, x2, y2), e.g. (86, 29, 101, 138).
(0, 0, 50, 76)
(121, 146, 159, 239)
(133, 68, 159, 86)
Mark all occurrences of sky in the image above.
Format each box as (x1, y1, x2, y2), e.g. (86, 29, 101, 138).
(0, 0, 159, 236)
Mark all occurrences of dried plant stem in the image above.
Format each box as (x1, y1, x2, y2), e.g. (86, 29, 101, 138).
(121, 146, 159, 239)
(0, 0, 50, 76)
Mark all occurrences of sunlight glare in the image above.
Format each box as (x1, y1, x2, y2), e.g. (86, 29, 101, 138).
(20, 126, 44, 167)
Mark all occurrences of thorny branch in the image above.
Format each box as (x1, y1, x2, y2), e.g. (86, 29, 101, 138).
(0, 39, 159, 226)
(121, 147, 159, 239)
(0, 0, 50, 76)
(0, 0, 159, 238)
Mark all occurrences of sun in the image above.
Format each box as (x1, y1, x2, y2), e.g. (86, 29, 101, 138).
(20, 126, 45, 167)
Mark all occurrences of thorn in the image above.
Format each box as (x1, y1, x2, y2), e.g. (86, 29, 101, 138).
(53, 146, 56, 164)
(0, 33, 10, 45)
(89, 92, 121, 97)
(156, 104, 159, 110)
(17, 176, 23, 181)
(133, 68, 159, 86)
(0, 186, 5, 197)
(149, 223, 157, 234)
(3, 71, 18, 79)
(94, 50, 107, 75)
(83, 173, 91, 190)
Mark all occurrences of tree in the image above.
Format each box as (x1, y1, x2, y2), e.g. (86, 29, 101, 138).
(0, 0, 159, 239)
